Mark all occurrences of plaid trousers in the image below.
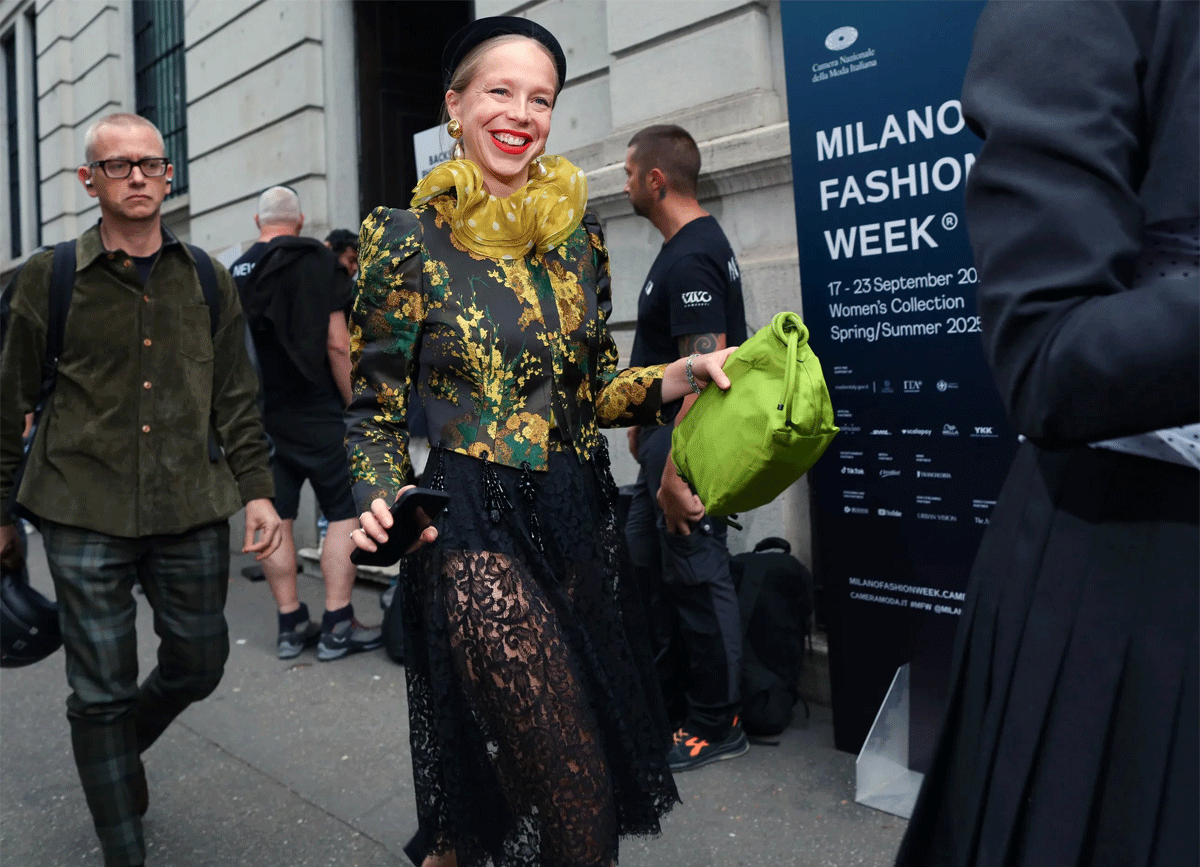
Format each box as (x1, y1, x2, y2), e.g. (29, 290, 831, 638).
(42, 520, 231, 867)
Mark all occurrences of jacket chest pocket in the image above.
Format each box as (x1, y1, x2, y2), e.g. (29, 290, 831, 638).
(178, 305, 214, 362)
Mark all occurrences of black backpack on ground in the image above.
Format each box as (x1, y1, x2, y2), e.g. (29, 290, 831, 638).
(730, 537, 814, 736)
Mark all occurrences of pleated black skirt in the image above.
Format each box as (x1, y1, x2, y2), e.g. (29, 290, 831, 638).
(398, 445, 679, 867)
(897, 443, 1198, 867)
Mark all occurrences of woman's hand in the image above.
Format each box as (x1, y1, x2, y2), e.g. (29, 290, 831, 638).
(661, 346, 739, 403)
(350, 485, 439, 556)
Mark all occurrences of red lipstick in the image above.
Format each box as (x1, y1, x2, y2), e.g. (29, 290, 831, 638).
(490, 129, 533, 154)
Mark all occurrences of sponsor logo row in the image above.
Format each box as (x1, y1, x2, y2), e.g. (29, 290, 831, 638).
(831, 379, 961, 394)
(839, 465, 953, 479)
(841, 505, 960, 522)
(860, 425, 997, 437)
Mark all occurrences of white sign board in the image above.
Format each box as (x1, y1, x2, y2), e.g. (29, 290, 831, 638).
(413, 124, 454, 182)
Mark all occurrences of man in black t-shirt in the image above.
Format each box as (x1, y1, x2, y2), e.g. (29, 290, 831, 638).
(623, 125, 749, 772)
(232, 187, 382, 662)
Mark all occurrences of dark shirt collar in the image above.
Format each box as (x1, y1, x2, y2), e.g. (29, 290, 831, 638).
(77, 219, 185, 272)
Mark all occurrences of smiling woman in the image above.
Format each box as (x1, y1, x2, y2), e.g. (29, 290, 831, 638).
(445, 37, 557, 198)
(344, 15, 752, 867)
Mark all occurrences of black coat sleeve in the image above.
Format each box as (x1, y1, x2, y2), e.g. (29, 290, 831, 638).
(962, 0, 1199, 448)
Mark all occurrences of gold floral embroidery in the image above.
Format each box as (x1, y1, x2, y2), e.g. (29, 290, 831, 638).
(595, 365, 668, 424)
(346, 192, 670, 509)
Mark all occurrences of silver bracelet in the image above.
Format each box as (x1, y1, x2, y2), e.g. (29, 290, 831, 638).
(685, 353, 703, 395)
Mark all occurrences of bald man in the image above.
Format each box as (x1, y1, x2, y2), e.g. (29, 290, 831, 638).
(231, 188, 382, 662)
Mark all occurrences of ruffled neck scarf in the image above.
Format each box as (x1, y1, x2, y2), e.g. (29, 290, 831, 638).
(411, 155, 589, 259)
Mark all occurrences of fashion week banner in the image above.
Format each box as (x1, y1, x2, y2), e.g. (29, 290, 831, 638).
(781, 2, 1016, 764)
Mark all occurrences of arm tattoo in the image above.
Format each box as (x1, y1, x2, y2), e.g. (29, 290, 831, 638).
(678, 332, 722, 358)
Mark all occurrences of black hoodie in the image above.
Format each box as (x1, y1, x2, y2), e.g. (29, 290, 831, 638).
(231, 236, 352, 410)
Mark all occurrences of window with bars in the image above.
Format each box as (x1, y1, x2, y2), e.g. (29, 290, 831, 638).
(4, 30, 21, 257)
(28, 8, 40, 246)
(133, 0, 187, 197)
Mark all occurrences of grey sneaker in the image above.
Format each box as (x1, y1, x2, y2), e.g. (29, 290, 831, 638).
(317, 619, 384, 661)
(277, 619, 321, 659)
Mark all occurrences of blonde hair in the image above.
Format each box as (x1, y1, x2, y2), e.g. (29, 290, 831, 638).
(83, 113, 165, 162)
(442, 34, 559, 122)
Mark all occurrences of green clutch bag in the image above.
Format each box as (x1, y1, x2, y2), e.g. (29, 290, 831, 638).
(672, 312, 839, 517)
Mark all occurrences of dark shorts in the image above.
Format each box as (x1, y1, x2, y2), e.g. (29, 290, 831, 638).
(266, 409, 357, 522)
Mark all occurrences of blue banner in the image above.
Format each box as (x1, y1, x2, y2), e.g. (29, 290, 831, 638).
(781, 1, 1017, 760)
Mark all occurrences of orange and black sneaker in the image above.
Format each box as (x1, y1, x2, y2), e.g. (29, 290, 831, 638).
(666, 717, 749, 771)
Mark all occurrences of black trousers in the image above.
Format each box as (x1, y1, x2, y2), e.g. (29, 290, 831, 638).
(624, 424, 741, 739)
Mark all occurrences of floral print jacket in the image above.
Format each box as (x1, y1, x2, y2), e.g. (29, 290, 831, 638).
(346, 199, 669, 510)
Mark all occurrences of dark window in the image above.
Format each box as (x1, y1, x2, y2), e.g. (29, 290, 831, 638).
(133, 0, 187, 197)
(4, 30, 20, 257)
(355, 1, 471, 215)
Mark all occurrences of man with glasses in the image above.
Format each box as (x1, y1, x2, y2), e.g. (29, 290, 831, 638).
(0, 112, 281, 867)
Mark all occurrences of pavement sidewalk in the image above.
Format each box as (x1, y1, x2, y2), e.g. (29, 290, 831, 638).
(1, 526, 905, 866)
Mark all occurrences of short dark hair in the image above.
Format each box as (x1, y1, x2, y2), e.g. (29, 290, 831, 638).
(325, 228, 358, 255)
(627, 125, 701, 198)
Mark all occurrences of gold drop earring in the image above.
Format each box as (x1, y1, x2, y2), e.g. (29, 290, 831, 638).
(447, 118, 464, 160)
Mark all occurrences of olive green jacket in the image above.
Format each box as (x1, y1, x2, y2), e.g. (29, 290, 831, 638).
(0, 223, 274, 537)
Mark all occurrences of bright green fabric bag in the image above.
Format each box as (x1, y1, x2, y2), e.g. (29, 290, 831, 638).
(671, 312, 838, 517)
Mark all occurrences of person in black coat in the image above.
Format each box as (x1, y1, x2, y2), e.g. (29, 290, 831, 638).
(895, 3, 1198, 866)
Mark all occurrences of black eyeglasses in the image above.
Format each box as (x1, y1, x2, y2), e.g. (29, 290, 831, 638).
(87, 157, 170, 179)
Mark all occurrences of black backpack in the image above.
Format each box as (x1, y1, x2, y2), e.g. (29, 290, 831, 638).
(730, 537, 813, 736)
(2, 240, 222, 527)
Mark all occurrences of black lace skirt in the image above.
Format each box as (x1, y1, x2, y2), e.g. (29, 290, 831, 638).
(399, 443, 679, 867)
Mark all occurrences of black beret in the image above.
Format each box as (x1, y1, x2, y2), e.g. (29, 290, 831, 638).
(442, 16, 567, 94)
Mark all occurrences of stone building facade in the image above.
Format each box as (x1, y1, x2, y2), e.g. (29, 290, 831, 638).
(1, 0, 810, 561)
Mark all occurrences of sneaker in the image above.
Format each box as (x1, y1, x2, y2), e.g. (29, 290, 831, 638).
(666, 719, 750, 772)
(277, 619, 321, 659)
(317, 618, 384, 661)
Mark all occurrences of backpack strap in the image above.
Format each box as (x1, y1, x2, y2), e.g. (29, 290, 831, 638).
(182, 242, 225, 462)
(183, 241, 275, 463)
(7, 241, 75, 527)
(46, 242, 76, 367)
(41, 241, 77, 404)
(184, 242, 220, 336)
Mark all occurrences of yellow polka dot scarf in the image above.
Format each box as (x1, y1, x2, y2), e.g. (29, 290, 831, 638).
(411, 155, 589, 259)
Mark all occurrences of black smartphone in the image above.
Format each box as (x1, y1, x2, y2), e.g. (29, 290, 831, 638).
(349, 487, 450, 567)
